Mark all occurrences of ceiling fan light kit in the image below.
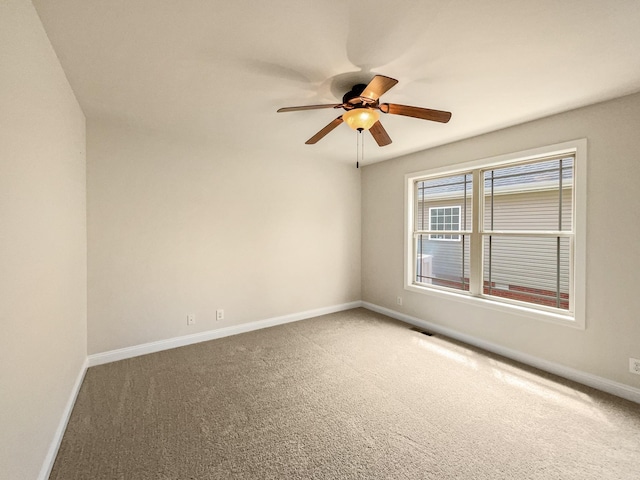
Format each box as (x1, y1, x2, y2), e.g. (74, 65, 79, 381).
(277, 75, 452, 150)
(342, 108, 379, 131)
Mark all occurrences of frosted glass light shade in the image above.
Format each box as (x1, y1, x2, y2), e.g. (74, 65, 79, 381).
(343, 108, 380, 130)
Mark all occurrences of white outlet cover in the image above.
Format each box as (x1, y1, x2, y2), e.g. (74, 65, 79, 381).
(630, 358, 640, 375)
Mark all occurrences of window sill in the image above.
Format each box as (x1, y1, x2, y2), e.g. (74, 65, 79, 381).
(404, 282, 584, 330)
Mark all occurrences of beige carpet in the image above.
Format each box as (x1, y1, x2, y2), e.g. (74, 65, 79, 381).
(50, 308, 640, 479)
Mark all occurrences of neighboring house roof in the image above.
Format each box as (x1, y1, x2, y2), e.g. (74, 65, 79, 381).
(418, 156, 574, 200)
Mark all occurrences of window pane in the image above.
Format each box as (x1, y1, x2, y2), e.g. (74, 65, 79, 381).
(483, 235, 570, 310)
(416, 234, 470, 290)
(416, 173, 472, 231)
(428, 205, 461, 241)
(483, 157, 573, 231)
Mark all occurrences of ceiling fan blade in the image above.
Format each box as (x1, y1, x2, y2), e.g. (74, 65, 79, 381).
(381, 103, 452, 123)
(369, 121, 392, 147)
(305, 116, 344, 144)
(359, 75, 399, 102)
(277, 104, 342, 113)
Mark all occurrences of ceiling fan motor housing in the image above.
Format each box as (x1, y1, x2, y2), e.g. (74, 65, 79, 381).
(342, 84, 368, 105)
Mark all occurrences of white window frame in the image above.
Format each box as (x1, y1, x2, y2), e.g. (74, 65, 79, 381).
(428, 206, 461, 241)
(404, 139, 587, 329)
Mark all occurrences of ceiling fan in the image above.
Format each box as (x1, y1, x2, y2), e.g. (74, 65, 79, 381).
(277, 75, 452, 146)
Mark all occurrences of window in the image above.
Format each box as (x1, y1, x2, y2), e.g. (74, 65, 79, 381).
(429, 206, 461, 241)
(405, 140, 586, 328)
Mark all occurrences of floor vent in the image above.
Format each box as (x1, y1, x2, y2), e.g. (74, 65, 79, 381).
(409, 326, 434, 336)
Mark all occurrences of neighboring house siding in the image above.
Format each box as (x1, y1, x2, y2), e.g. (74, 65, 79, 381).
(418, 189, 571, 294)
(483, 188, 572, 295)
(485, 188, 572, 231)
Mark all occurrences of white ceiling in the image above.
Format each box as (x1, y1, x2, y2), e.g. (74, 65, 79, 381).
(33, 0, 640, 166)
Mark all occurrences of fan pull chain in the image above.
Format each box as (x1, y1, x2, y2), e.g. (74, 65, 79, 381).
(356, 127, 364, 168)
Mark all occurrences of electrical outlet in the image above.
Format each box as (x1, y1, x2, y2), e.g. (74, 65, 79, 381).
(630, 358, 640, 375)
(396, 296, 403, 306)
(216, 309, 224, 321)
(187, 314, 195, 326)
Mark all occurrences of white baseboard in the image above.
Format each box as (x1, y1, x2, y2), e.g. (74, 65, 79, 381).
(362, 302, 640, 405)
(88, 301, 363, 367)
(38, 357, 88, 480)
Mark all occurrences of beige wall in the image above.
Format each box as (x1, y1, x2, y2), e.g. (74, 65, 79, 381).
(87, 119, 361, 354)
(0, 1, 87, 478)
(362, 92, 640, 388)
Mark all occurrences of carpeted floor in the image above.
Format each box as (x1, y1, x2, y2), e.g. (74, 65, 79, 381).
(50, 308, 640, 479)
